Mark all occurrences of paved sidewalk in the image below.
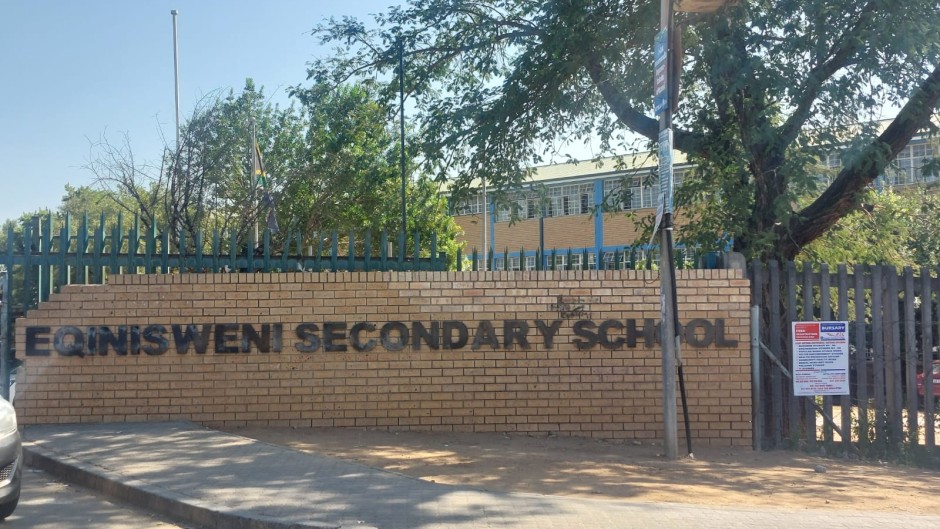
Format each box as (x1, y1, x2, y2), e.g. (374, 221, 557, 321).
(21, 422, 936, 529)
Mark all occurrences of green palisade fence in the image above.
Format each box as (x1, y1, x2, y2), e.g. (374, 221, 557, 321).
(0, 213, 449, 319)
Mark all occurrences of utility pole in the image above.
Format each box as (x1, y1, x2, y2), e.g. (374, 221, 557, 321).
(657, 0, 737, 461)
(656, 0, 679, 461)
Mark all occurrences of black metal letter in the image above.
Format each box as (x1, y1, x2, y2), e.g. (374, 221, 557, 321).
(381, 322, 409, 351)
(214, 324, 240, 354)
(471, 320, 499, 350)
(442, 321, 468, 349)
(25, 326, 51, 356)
(573, 320, 598, 350)
(534, 320, 562, 349)
(295, 323, 321, 353)
(351, 322, 377, 352)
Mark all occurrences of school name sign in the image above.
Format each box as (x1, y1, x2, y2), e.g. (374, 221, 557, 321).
(24, 318, 738, 357)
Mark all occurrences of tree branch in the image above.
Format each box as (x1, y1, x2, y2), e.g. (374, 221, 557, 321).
(584, 53, 709, 156)
(776, 1, 879, 147)
(779, 63, 940, 259)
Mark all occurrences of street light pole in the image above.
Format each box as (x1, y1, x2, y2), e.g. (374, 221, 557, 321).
(398, 38, 407, 238)
(171, 9, 180, 152)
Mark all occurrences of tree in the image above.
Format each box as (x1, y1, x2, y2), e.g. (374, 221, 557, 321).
(83, 79, 463, 262)
(85, 80, 306, 248)
(282, 82, 464, 259)
(58, 184, 127, 223)
(309, 0, 940, 262)
(283, 83, 400, 235)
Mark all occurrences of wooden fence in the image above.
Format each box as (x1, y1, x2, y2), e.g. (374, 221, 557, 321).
(751, 261, 938, 460)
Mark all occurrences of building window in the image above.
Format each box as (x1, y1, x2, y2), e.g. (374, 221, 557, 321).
(635, 248, 661, 268)
(886, 141, 937, 187)
(525, 255, 536, 270)
(604, 169, 688, 212)
(508, 256, 521, 271)
(526, 200, 538, 219)
(547, 184, 592, 218)
(554, 254, 567, 269)
(603, 251, 617, 269)
(494, 257, 506, 271)
(495, 184, 592, 222)
(454, 193, 485, 216)
(570, 253, 583, 270)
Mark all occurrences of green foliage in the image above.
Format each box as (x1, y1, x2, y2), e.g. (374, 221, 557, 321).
(800, 189, 914, 267)
(58, 185, 126, 222)
(801, 186, 940, 267)
(310, 0, 940, 262)
(282, 83, 400, 235)
(905, 186, 940, 265)
(78, 78, 462, 260)
(164, 80, 307, 243)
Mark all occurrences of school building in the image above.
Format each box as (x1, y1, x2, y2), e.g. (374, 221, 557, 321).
(452, 130, 938, 270)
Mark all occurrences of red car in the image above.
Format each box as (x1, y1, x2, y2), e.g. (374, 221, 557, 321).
(917, 360, 940, 398)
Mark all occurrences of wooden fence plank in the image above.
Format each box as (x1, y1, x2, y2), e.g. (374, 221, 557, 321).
(886, 268, 903, 449)
(854, 264, 870, 453)
(787, 261, 800, 446)
(769, 260, 784, 448)
(837, 264, 852, 453)
(922, 267, 935, 451)
(903, 267, 918, 444)
(820, 264, 833, 446)
(802, 264, 817, 449)
(871, 266, 887, 453)
(751, 259, 764, 449)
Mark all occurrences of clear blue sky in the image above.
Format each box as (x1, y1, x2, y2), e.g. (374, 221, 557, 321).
(0, 0, 398, 223)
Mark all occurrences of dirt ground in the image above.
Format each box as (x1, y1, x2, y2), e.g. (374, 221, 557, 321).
(224, 426, 940, 515)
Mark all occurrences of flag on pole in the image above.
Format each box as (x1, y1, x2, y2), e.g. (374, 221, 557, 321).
(251, 139, 268, 187)
(251, 133, 278, 233)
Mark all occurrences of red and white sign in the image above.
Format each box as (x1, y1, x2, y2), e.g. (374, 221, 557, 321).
(792, 321, 850, 396)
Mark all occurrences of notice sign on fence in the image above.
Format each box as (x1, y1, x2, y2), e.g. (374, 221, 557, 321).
(792, 321, 850, 396)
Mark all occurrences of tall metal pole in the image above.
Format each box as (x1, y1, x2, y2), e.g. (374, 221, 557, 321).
(399, 39, 407, 237)
(658, 0, 679, 461)
(251, 120, 259, 247)
(171, 9, 180, 151)
(0, 272, 9, 401)
(482, 177, 488, 271)
(539, 205, 545, 270)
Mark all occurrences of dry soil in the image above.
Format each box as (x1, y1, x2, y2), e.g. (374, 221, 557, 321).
(224, 426, 940, 515)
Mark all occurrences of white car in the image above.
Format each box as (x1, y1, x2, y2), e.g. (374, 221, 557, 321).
(0, 397, 20, 519)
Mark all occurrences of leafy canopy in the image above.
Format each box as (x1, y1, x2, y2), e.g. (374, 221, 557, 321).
(310, 0, 940, 261)
(81, 79, 462, 261)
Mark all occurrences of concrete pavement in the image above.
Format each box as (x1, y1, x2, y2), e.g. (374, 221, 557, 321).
(20, 422, 936, 529)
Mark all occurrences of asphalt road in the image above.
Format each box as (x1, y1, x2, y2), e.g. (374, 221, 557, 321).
(1, 468, 191, 529)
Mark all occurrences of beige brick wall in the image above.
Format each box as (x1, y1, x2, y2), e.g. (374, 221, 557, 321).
(14, 270, 752, 446)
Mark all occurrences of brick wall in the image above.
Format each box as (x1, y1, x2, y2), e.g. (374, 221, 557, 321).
(14, 270, 752, 446)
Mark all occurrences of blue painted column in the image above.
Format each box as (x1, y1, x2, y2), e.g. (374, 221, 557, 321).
(593, 180, 605, 267)
(489, 201, 496, 270)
